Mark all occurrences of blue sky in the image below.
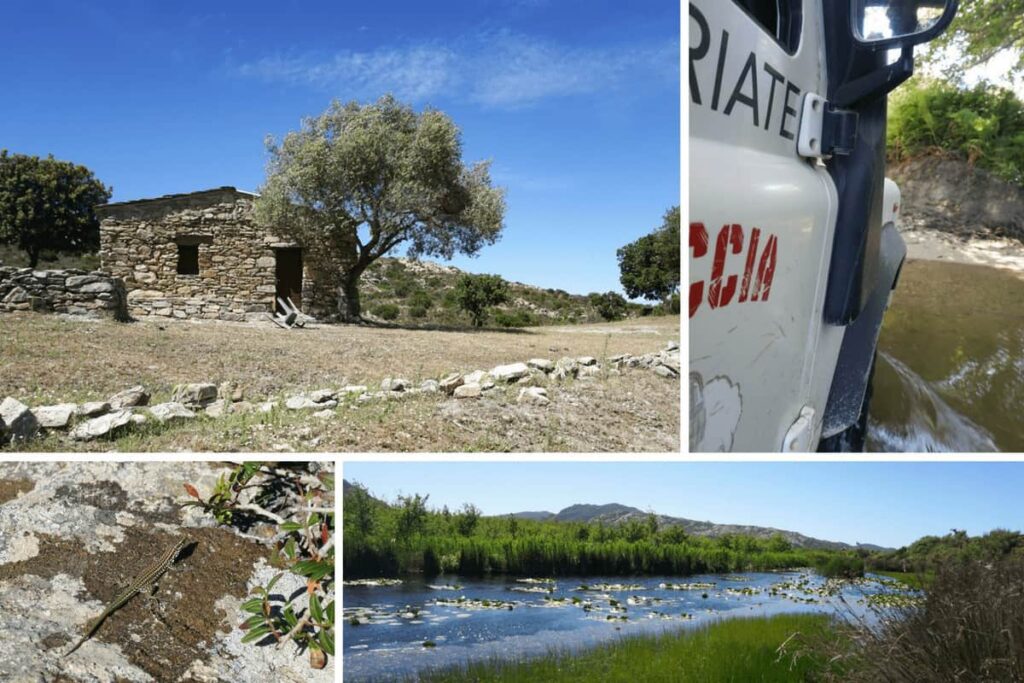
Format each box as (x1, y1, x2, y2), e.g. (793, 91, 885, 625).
(1, 0, 679, 296)
(343, 462, 1024, 548)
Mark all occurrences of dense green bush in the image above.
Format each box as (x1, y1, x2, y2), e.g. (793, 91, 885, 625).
(409, 305, 428, 318)
(371, 303, 400, 320)
(493, 310, 536, 328)
(409, 289, 433, 311)
(888, 77, 1024, 185)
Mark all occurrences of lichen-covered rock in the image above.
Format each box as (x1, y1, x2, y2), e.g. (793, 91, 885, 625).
(309, 389, 337, 403)
(439, 373, 464, 395)
(148, 402, 196, 423)
(0, 397, 39, 443)
(204, 399, 229, 418)
(653, 364, 678, 379)
(517, 387, 550, 406)
(490, 363, 529, 382)
(77, 401, 111, 417)
(108, 385, 150, 410)
(71, 409, 134, 441)
(527, 358, 555, 372)
(420, 379, 440, 393)
(30, 404, 77, 429)
(171, 383, 217, 407)
(453, 384, 482, 399)
(381, 378, 411, 392)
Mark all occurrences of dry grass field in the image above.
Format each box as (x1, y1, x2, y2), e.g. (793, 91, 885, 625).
(1, 312, 680, 452)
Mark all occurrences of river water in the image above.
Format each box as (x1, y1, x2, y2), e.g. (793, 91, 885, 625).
(869, 260, 1024, 452)
(342, 571, 909, 681)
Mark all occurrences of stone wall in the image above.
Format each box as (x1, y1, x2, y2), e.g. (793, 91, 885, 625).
(0, 267, 128, 319)
(97, 187, 339, 321)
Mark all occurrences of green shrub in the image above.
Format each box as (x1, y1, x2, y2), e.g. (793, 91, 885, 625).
(371, 303, 400, 320)
(888, 77, 1024, 185)
(409, 289, 433, 311)
(493, 310, 536, 328)
(409, 305, 428, 318)
(453, 273, 509, 327)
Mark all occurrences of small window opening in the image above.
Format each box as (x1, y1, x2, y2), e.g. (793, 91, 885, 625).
(177, 244, 199, 275)
(732, 0, 802, 54)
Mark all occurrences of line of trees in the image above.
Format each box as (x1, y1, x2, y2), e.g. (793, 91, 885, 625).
(343, 482, 859, 579)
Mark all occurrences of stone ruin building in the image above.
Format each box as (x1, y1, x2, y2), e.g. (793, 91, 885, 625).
(97, 187, 339, 321)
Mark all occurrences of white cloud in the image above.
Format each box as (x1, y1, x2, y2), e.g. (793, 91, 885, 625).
(231, 31, 678, 108)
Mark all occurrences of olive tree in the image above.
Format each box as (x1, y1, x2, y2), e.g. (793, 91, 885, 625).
(617, 205, 680, 306)
(452, 273, 509, 327)
(255, 95, 506, 322)
(0, 151, 111, 267)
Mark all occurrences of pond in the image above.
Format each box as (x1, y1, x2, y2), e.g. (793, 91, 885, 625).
(870, 260, 1024, 452)
(342, 571, 911, 681)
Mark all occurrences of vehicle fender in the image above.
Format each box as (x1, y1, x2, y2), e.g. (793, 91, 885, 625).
(819, 212, 905, 438)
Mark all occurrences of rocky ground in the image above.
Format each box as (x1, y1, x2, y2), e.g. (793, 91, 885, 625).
(0, 461, 334, 682)
(1, 314, 680, 452)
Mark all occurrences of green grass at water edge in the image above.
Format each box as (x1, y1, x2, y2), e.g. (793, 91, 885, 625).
(411, 613, 834, 683)
(872, 570, 931, 590)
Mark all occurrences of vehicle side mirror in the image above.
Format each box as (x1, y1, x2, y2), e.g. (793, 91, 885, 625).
(852, 0, 958, 50)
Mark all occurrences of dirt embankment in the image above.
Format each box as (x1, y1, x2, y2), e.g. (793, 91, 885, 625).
(889, 154, 1024, 273)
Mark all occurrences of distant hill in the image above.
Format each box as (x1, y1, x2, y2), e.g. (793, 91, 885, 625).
(515, 502, 888, 551)
(360, 257, 661, 327)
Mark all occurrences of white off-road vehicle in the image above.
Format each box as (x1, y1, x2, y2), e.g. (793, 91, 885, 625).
(689, 0, 957, 452)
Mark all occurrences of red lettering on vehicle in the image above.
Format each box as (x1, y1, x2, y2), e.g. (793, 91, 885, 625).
(690, 222, 777, 318)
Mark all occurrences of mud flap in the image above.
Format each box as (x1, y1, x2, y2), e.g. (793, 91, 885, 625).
(819, 222, 905, 440)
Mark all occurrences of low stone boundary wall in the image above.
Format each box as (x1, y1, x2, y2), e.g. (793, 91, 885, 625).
(0, 267, 128, 319)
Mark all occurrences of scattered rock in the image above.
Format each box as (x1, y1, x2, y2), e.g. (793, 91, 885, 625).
(527, 358, 555, 373)
(342, 385, 368, 395)
(439, 373, 464, 395)
(130, 413, 148, 426)
(665, 340, 679, 351)
(0, 397, 39, 443)
(231, 400, 255, 415)
(453, 384, 482, 399)
(108, 385, 150, 410)
(148, 402, 196, 423)
(71, 409, 134, 441)
(552, 357, 579, 380)
(420, 379, 440, 393)
(381, 378, 411, 392)
(258, 400, 278, 413)
(577, 356, 598, 366)
(490, 362, 530, 382)
(517, 387, 550, 406)
(77, 401, 111, 417)
(204, 399, 229, 418)
(653, 364, 678, 379)
(31, 403, 77, 429)
(171, 383, 218, 407)
(579, 365, 602, 378)
(312, 409, 334, 419)
(285, 396, 319, 410)
(309, 389, 337, 403)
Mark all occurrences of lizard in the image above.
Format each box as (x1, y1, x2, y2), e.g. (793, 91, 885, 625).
(65, 536, 189, 657)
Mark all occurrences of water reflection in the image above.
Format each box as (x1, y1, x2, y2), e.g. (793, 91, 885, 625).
(870, 260, 1024, 452)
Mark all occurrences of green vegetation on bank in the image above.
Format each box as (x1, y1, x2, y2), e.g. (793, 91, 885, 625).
(888, 77, 1024, 186)
(343, 483, 864, 579)
(412, 614, 835, 683)
(360, 257, 664, 328)
(866, 527, 1024, 574)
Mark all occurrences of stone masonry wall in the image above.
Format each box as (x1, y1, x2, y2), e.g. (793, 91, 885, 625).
(0, 267, 128, 319)
(97, 187, 339, 321)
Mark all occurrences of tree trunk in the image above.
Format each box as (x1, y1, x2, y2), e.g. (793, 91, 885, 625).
(28, 246, 39, 268)
(340, 271, 363, 322)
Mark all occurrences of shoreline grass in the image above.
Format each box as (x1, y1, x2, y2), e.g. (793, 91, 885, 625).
(405, 613, 834, 683)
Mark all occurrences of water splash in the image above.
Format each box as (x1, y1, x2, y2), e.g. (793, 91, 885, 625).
(868, 352, 998, 453)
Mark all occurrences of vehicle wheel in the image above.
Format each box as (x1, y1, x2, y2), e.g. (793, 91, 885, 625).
(817, 354, 875, 452)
